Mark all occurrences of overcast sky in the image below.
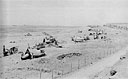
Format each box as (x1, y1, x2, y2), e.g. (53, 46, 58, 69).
(1, 0, 128, 26)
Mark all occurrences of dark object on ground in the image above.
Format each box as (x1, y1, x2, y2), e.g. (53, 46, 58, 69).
(88, 29, 92, 31)
(32, 53, 46, 58)
(3, 45, 18, 57)
(120, 55, 126, 60)
(89, 32, 96, 36)
(110, 70, 117, 76)
(71, 36, 85, 43)
(100, 35, 107, 39)
(36, 43, 45, 50)
(18, 51, 23, 54)
(57, 54, 66, 60)
(58, 45, 62, 48)
(43, 36, 60, 46)
(85, 36, 90, 40)
(21, 49, 46, 60)
(33, 36, 62, 49)
(57, 53, 82, 60)
(10, 41, 16, 43)
(94, 35, 99, 39)
(32, 50, 46, 58)
(25, 33, 32, 36)
(21, 49, 32, 60)
(32, 43, 45, 50)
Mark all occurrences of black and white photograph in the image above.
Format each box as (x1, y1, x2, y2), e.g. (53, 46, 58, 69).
(0, 0, 128, 79)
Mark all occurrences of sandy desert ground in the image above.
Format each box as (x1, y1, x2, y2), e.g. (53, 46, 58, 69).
(0, 24, 128, 79)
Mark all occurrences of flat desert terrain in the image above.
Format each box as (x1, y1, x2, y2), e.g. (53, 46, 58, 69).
(0, 24, 128, 79)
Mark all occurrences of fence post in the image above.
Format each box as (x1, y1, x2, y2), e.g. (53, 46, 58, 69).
(85, 56, 88, 65)
(110, 49, 111, 55)
(25, 74, 26, 79)
(99, 52, 101, 59)
(104, 50, 105, 58)
(84, 57, 86, 66)
(90, 54, 92, 65)
(113, 48, 115, 54)
(52, 70, 54, 79)
(88, 55, 90, 65)
(104, 50, 106, 57)
(112, 48, 114, 54)
(91, 54, 93, 63)
(28, 43, 30, 49)
(106, 49, 108, 56)
(94, 54, 96, 61)
(104, 49, 106, 57)
(109, 49, 110, 55)
(40, 69, 42, 79)
(71, 62, 72, 72)
(109, 49, 110, 56)
(95, 54, 97, 62)
(62, 70, 63, 76)
(78, 59, 80, 69)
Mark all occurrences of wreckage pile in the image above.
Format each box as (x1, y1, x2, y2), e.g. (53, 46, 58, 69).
(71, 35, 90, 43)
(21, 48, 46, 60)
(3, 45, 18, 57)
(33, 36, 62, 50)
(2, 45, 46, 60)
(71, 26, 107, 43)
(24, 33, 32, 36)
(2, 33, 62, 60)
(88, 28, 107, 39)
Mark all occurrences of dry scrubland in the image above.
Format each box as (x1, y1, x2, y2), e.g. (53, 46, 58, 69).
(0, 24, 128, 79)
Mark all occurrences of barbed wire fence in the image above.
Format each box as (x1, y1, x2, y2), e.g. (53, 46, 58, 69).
(36, 41, 126, 79)
(104, 24, 128, 31)
(50, 46, 124, 79)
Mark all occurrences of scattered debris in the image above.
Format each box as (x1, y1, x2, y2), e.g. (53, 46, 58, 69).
(110, 70, 117, 76)
(24, 33, 32, 36)
(10, 41, 16, 43)
(32, 50, 46, 58)
(21, 48, 46, 60)
(33, 35, 62, 49)
(33, 43, 45, 50)
(72, 28, 107, 43)
(57, 53, 82, 60)
(120, 55, 126, 60)
(21, 49, 32, 60)
(71, 36, 89, 43)
(3, 45, 18, 57)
